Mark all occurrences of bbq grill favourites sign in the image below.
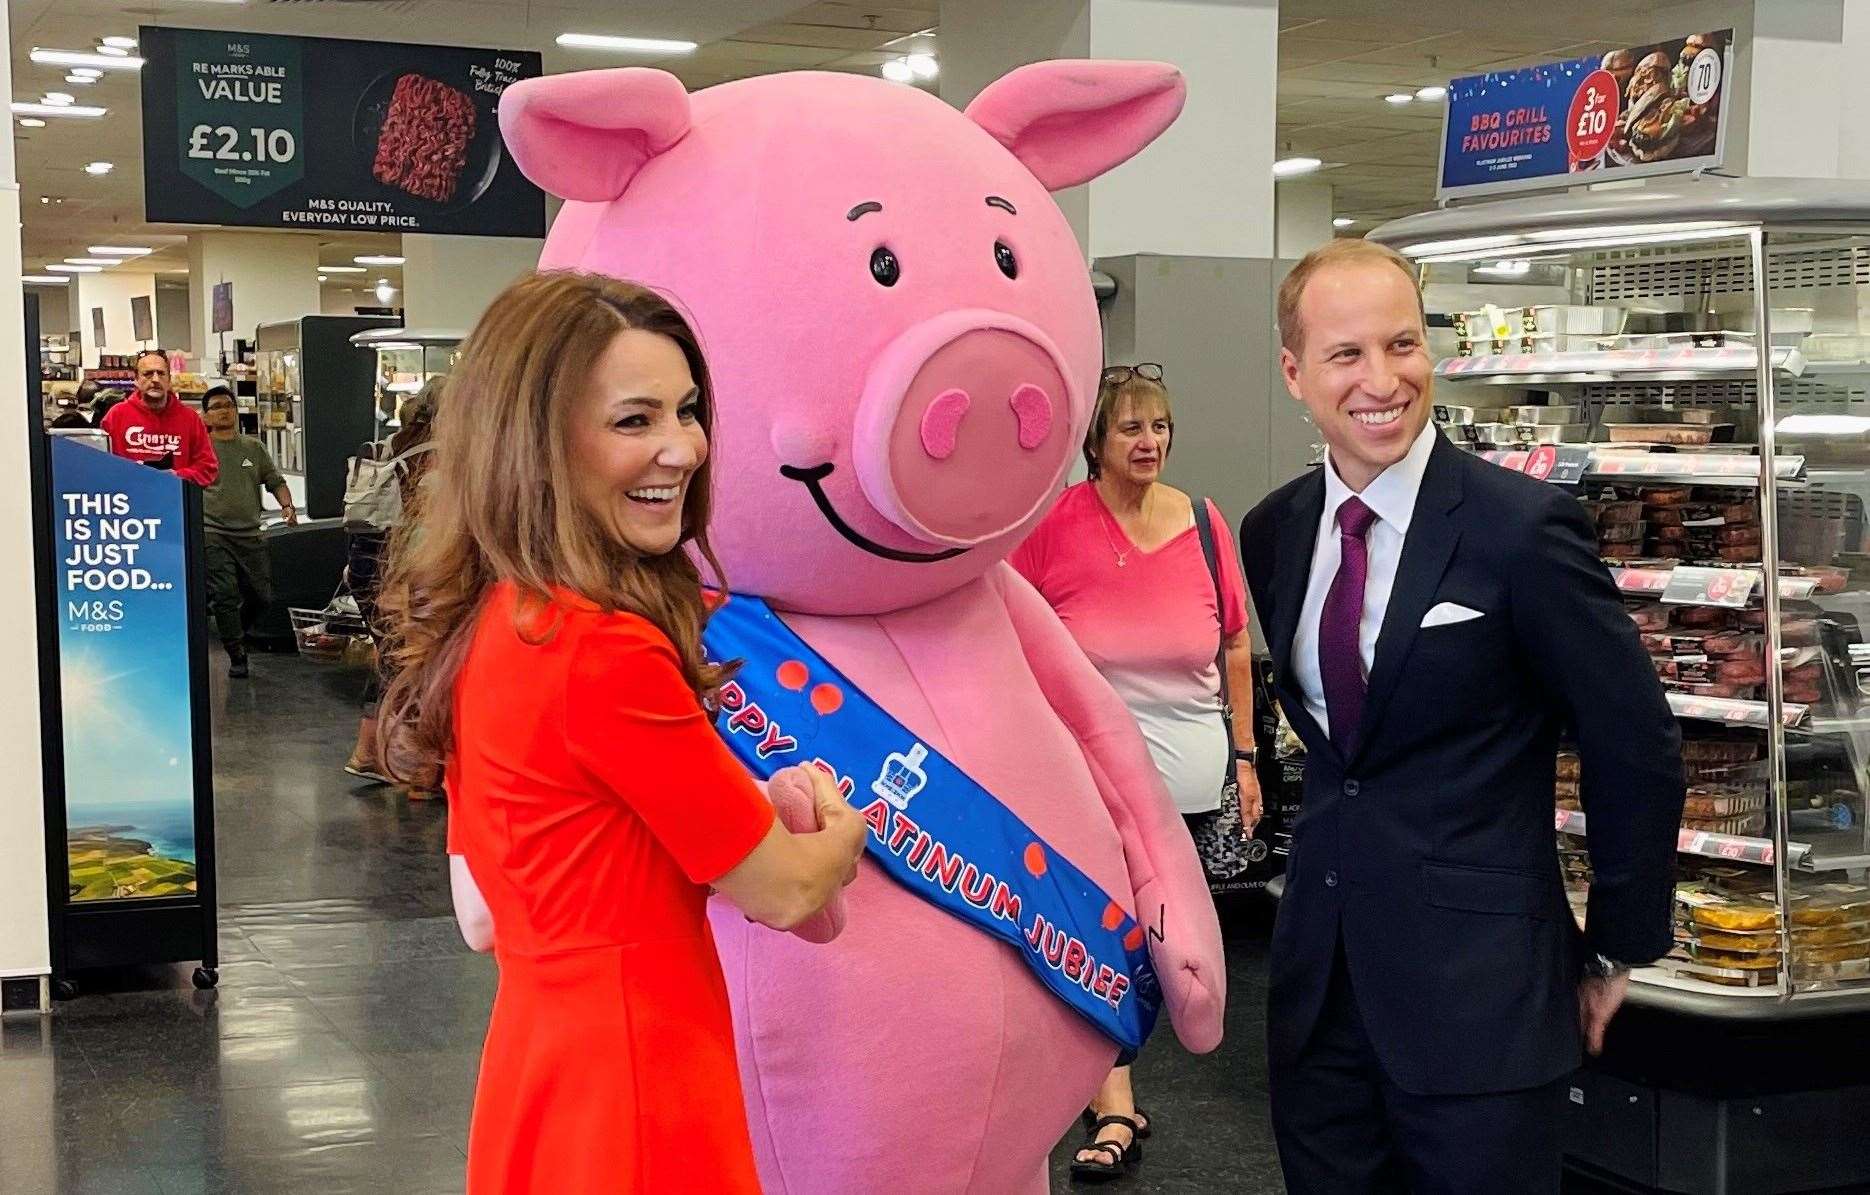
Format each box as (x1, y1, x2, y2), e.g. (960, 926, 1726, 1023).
(141, 27, 544, 236)
(1438, 30, 1731, 199)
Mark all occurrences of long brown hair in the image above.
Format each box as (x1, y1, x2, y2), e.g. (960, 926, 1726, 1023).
(374, 272, 730, 786)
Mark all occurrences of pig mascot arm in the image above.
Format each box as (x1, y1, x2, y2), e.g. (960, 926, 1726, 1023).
(999, 567, 1226, 1053)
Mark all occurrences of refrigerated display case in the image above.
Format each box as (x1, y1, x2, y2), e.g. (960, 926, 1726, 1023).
(1373, 177, 1870, 1194)
(348, 327, 463, 445)
(253, 315, 396, 520)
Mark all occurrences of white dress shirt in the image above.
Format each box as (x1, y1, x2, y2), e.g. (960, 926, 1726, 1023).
(1291, 422, 1439, 739)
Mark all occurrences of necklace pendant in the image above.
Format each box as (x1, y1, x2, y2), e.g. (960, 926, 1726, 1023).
(1117, 557, 1127, 567)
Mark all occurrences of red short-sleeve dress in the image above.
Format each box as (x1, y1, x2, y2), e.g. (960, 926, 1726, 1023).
(448, 581, 774, 1194)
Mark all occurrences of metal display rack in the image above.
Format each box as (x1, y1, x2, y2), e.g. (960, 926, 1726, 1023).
(1373, 178, 1870, 1194)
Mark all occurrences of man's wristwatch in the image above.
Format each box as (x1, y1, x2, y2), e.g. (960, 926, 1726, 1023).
(1584, 952, 1632, 979)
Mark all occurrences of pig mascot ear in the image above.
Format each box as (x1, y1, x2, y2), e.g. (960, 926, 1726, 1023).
(498, 68, 693, 202)
(965, 60, 1186, 191)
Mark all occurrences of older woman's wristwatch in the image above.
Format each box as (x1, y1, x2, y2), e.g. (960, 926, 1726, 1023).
(1233, 747, 1258, 765)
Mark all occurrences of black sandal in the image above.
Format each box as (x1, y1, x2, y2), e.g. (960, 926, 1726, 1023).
(1070, 1114, 1143, 1183)
(1080, 1105, 1152, 1139)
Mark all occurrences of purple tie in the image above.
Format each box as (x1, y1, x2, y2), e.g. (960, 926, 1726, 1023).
(1320, 497, 1379, 753)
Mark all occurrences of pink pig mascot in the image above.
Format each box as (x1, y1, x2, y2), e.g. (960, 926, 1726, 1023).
(498, 63, 1225, 1193)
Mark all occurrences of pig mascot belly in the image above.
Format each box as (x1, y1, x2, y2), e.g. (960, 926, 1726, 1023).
(498, 63, 1226, 1193)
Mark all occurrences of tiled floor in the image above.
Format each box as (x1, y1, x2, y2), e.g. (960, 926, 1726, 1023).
(0, 650, 1595, 1194)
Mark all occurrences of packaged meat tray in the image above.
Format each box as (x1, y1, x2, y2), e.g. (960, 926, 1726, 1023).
(1681, 738, 1761, 767)
(1597, 521, 1646, 545)
(1673, 605, 1732, 629)
(1609, 424, 1715, 445)
(1682, 786, 1768, 817)
(1639, 486, 1692, 506)
(1686, 922, 1870, 952)
(1600, 543, 1646, 560)
(1645, 541, 1687, 559)
(1682, 810, 1768, 836)
(1583, 499, 1644, 526)
(1556, 751, 1581, 781)
(1648, 507, 1685, 528)
(1626, 603, 1670, 631)
(1668, 681, 1760, 699)
(1555, 777, 1580, 802)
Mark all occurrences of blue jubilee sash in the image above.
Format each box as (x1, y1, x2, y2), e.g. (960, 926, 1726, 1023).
(701, 593, 1160, 1052)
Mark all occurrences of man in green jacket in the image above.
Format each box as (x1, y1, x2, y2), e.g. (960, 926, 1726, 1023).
(202, 387, 297, 677)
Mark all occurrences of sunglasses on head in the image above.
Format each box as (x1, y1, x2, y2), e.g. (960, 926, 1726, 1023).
(1102, 362, 1164, 385)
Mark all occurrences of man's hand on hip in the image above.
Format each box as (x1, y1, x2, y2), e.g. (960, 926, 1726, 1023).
(1577, 972, 1631, 1055)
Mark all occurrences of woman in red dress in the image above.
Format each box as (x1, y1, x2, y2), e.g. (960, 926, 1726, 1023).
(375, 272, 866, 1194)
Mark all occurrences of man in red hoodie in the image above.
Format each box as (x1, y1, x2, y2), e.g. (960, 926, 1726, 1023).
(100, 349, 218, 486)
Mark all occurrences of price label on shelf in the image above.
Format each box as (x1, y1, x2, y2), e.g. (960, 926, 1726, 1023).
(1662, 566, 1758, 608)
(1612, 567, 1672, 596)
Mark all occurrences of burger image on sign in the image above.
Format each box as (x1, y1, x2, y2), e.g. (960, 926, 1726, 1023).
(1608, 37, 1721, 165)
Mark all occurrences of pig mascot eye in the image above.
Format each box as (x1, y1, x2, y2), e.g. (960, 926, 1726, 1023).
(994, 240, 1018, 280)
(869, 246, 901, 287)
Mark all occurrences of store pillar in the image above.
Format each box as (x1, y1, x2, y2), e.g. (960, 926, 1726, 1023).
(1277, 178, 1335, 259)
(940, 0, 1307, 515)
(70, 271, 159, 369)
(186, 232, 321, 369)
(1655, 0, 1870, 179)
(0, 0, 53, 995)
(400, 234, 543, 333)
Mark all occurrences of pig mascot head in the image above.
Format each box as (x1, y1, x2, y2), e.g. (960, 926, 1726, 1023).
(499, 64, 1184, 614)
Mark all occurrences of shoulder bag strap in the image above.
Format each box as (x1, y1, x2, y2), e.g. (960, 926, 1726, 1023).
(1191, 495, 1237, 786)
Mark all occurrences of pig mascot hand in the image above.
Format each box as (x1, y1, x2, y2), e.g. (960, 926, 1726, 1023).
(501, 61, 1225, 1194)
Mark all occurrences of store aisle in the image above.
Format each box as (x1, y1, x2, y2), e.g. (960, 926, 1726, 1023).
(5, 649, 1277, 1193)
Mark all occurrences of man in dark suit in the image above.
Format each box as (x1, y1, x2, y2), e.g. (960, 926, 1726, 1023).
(1239, 239, 1684, 1192)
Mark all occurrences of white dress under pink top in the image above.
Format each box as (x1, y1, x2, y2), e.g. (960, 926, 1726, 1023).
(1010, 481, 1250, 814)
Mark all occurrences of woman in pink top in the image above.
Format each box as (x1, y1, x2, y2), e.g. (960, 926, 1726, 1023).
(1010, 363, 1260, 1183)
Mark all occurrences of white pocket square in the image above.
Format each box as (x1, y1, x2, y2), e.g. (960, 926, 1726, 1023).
(1421, 602, 1485, 628)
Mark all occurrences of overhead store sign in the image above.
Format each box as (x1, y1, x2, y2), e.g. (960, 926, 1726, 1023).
(140, 26, 545, 237)
(1437, 30, 1732, 199)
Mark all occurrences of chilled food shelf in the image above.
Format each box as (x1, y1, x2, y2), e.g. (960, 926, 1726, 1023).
(1474, 446, 1804, 487)
(1556, 807, 1811, 869)
(1435, 344, 1807, 384)
(1611, 565, 1824, 604)
(1666, 690, 1808, 728)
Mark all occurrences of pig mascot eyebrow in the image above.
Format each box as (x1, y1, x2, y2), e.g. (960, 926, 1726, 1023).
(500, 62, 1224, 1194)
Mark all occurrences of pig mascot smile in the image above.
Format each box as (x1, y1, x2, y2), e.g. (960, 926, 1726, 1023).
(498, 63, 1225, 1193)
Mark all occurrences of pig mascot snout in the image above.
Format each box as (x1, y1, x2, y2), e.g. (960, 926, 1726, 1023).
(500, 63, 1225, 1193)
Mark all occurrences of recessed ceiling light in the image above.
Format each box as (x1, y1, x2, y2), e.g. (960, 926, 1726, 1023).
(318, 275, 328, 283)
(66, 258, 122, 266)
(11, 102, 106, 118)
(1415, 85, 1448, 101)
(43, 93, 75, 106)
(66, 75, 95, 86)
(71, 68, 103, 79)
(354, 255, 404, 266)
(1272, 156, 1323, 178)
(22, 275, 70, 284)
(905, 54, 939, 80)
(45, 264, 101, 273)
(1384, 93, 1414, 105)
(83, 161, 114, 175)
(100, 36, 137, 50)
(880, 59, 914, 83)
(89, 245, 152, 256)
(555, 33, 697, 54)
(1334, 217, 1356, 228)
(17, 118, 44, 128)
(31, 49, 143, 71)
(321, 265, 366, 273)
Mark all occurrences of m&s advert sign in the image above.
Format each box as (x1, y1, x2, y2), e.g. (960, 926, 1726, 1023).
(1438, 30, 1731, 199)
